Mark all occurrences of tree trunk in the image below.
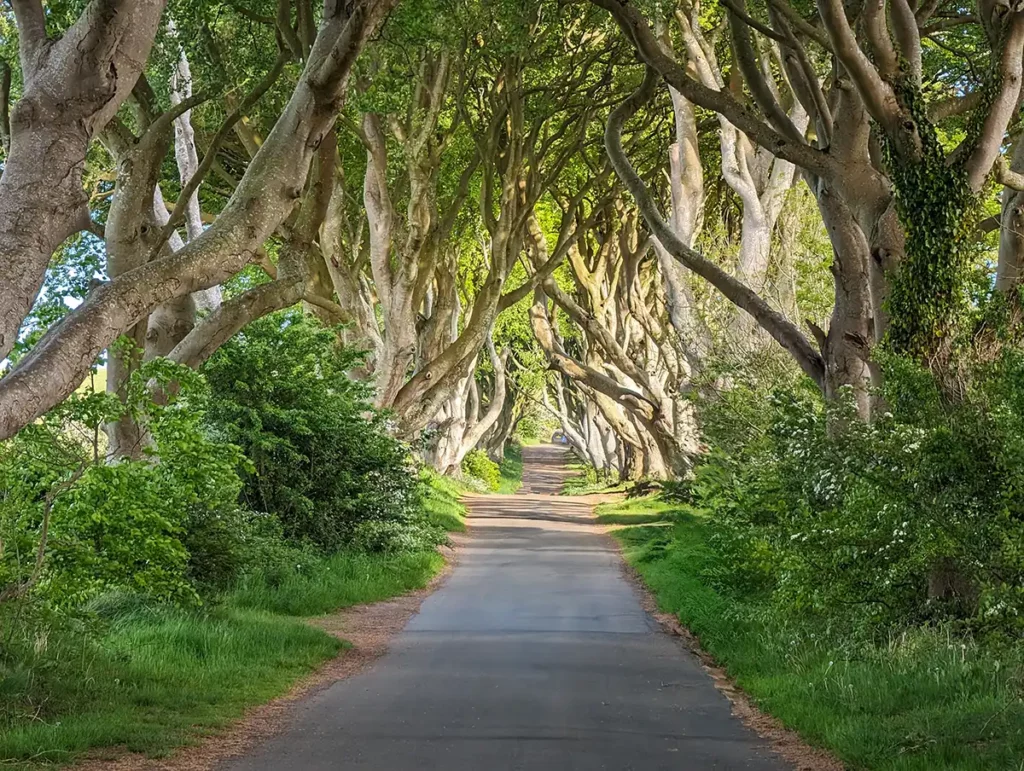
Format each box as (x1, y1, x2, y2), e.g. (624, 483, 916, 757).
(0, 0, 167, 359)
(0, 0, 397, 441)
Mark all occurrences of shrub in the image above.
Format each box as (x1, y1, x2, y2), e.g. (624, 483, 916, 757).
(202, 312, 430, 552)
(0, 360, 247, 607)
(691, 352, 1024, 641)
(461, 449, 500, 491)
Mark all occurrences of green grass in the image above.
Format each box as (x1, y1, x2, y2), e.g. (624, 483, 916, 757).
(594, 496, 676, 525)
(422, 468, 470, 531)
(496, 443, 523, 495)
(0, 482, 462, 769)
(227, 550, 444, 616)
(561, 460, 626, 496)
(605, 498, 1024, 771)
(0, 603, 341, 768)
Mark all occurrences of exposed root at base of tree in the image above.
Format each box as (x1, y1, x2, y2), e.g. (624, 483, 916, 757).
(73, 544, 459, 771)
(615, 548, 844, 771)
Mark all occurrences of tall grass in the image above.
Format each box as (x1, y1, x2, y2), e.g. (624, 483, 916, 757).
(606, 499, 1024, 770)
(0, 602, 341, 767)
(227, 550, 443, 616)
(0, 474, 468, 768)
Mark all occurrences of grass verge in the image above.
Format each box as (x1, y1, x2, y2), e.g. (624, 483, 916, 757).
(496, 443, 524, 495)
(0, 478, 467, 769)
(1, 604, 341, 767)
(227, 550, 444, 616)
(603, 496, 1024, 771)
(561, 459, 626, 496)
(422, 468, 470, 531)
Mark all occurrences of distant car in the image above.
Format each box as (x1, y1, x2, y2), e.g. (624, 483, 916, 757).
(551, 431, 568, 444)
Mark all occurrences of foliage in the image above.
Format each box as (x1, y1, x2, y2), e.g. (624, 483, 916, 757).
(608, 510, 1024, 770)
(0, 359, 244, 607)
(687, 353, 1024, 641)
(202, 312, 436, 553)
(882, 79, 982, 360)
(461, 449, 501, 491)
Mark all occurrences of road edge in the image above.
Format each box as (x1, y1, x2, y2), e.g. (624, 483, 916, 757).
(606, 527, 845, 771)
(73, 544, 460, 771)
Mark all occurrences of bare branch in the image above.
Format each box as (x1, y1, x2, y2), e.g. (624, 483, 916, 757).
(277, 0, 304, 59)
(727, 0, 806, 144)
(891, 0, 923, 84)
(589, 0, 836, 178)
(997, 156, 1024, 191)
(153, 51, 289, 256)
(861, 0, 900, 78)
(928, 88, 983, 121)
(11, 0, 47, 66)
(768, 0, 830, 48)
(144, 90, 212, 139)
(0, 61, 10, 156)
(963, 12, 1024, 191)
(604, 66, 825, 389)
(721, 0, 788, 43)
(815, 0, 900, 128)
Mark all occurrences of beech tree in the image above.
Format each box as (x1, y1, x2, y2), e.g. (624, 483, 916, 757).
(591, 0, 1024, 417)
(1, 0, 1021, 482)
(0, 0, 393, 442)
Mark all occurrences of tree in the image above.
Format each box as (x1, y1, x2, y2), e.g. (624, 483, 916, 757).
(591, 0, 1024, 415)
(0, 0, 395, 442)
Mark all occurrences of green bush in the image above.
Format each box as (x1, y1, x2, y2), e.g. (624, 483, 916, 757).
(202, 312, 437, 553)
(0, 361, 246, 607)
(691, 352, 1024, 640)
(461, 449, 500, 491)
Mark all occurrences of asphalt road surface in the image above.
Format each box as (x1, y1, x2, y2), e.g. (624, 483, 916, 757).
(224, 445, 787, 770)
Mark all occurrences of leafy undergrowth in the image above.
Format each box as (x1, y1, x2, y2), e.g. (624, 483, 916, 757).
(0, 481, 466, 769)
(603, 497, 1024, 770)
(561, 459, 626, 496)
(496, 443, 524, 494)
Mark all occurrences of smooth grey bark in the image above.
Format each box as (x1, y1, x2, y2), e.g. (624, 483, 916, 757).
(169, 131, 340, 369)
(605, 67, 826, 391)
(0, 0, 167, 359)
(0, 0, 396, 442)
(359, 53, 455, 409)
(997, 138, 1024, 294)
(99, 102, 186, 458)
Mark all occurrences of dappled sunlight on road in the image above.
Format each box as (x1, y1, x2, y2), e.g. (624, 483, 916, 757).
(461, 445, 613, 532)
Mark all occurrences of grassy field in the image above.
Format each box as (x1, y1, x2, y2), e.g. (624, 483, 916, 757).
(0, 477, 467, 769)
(602, 496, 1024, 771)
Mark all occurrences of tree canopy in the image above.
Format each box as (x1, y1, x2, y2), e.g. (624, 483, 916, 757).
(2, 0, 1024, 659)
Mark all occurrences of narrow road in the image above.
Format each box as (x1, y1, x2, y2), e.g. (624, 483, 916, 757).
(225, 445, 787, 770)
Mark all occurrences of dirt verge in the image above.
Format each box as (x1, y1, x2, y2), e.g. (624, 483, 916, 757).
(607, 524, 845, 771)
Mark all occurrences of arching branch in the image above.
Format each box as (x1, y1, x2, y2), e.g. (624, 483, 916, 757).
(605, 66, 825, 390)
